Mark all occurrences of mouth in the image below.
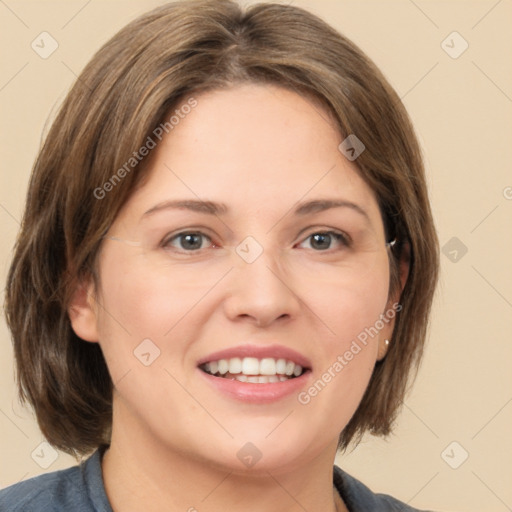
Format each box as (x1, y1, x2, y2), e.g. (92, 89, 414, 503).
(199, 357, 306, 384)
(197, 344, 312, 402)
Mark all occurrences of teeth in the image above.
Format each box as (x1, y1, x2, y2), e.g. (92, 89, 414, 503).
(242, 357, 260, 375)
(201, 356, 305, 381)
(276, 358, 287, 374)
(217, 359, 229, 375)
(229, 357, 242, 374)
(259, 358, 276, 375)
(285, 361, 295, 376)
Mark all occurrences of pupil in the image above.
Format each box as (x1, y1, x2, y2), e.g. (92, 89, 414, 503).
(182, 234, 201, 250)
(311, 233, 330, 250)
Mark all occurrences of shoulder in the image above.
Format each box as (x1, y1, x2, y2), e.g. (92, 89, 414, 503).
(334, 465, 436, 512)
(0, 451, 111, 512)
(0, 465, 87, 512)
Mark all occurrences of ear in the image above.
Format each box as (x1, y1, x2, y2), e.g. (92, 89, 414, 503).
(377, 239, 411, 361)
(67, 274, 100, 342)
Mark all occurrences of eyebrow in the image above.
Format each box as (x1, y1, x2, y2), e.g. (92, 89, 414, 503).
(142, 198, 369, 220)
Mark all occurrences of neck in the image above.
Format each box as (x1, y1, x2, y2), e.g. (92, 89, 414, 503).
(101, 401, 348, 512)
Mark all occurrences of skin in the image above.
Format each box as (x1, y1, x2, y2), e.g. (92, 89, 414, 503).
(69, 84, 407, 512)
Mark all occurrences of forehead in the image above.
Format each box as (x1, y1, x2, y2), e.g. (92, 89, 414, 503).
(123, 84, 382, 223)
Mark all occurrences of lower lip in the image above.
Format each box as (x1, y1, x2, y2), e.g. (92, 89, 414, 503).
(198, 369, 311, 403)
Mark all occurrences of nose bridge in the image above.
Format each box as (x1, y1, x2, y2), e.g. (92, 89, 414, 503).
(223, 234, 300, 325)
(236, 234, 294, 293)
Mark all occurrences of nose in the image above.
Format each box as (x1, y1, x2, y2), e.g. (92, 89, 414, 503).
(222, 246, 302, 328)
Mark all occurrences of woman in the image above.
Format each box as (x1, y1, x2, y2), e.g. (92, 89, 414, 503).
(1, 1, 439, 510)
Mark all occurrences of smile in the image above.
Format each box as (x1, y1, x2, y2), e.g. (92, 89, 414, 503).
(200, 357, 304, 383)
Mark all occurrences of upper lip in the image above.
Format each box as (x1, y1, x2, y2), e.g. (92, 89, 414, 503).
(197, 344, 312, 369)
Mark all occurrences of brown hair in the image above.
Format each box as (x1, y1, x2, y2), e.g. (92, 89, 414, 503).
(4, 0, 439, 456)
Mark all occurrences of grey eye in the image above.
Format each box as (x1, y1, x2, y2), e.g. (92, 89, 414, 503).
(298, 231, 349, 251)
(165, 232, 211, 251)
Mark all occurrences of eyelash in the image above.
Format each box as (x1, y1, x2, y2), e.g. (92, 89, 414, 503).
(161, 229, 351, 254)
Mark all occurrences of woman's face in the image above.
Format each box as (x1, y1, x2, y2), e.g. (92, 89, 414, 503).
(75, 84, 397, 473)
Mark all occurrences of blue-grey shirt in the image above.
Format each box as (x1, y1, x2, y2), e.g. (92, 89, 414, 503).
(0, 450, 434, 511)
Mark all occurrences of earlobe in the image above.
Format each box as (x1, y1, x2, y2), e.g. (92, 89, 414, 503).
(377, 338, 391, 361)
(377, 239, 410, 362)
(67, 276, 99, 342)
(376, 307, 395, 361)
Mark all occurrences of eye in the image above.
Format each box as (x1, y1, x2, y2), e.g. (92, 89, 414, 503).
(296, 230, 351, 251)
(162, 231, 214, 252)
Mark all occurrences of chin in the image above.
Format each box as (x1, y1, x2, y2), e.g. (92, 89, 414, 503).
(196, 430, 324, 476)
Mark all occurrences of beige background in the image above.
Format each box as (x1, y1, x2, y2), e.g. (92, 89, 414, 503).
(1, 1, 511, 510)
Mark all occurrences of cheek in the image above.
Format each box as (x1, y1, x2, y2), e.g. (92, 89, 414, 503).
(300, 258, 390, 413)
(93, 248, 182, 375)
(97, 245, 202, 330)
(310, 254, 391, 346)
(93, 245, 231, 382)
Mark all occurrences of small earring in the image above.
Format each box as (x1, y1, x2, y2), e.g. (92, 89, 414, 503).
(384, 339, 390, 346)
